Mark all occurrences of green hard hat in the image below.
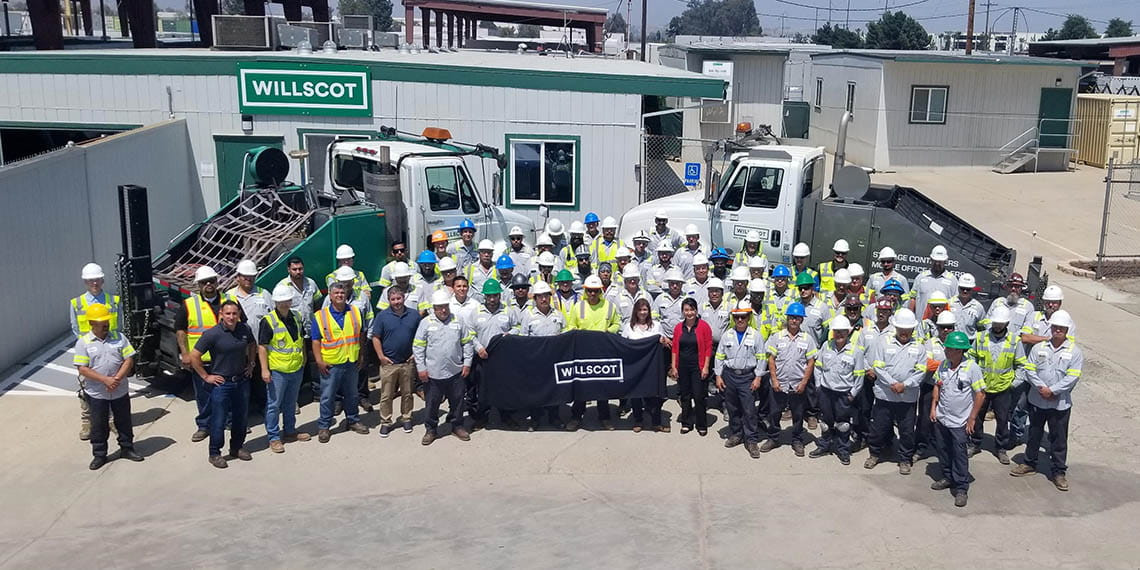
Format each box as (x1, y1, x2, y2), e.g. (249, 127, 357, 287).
(945, 331, 971, 350)
(482, 279, 503, 295)
(555, 269, 575, 283)
(795, 272, 816, 287)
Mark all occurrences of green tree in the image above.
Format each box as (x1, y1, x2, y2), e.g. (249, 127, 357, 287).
(1041, 28, 1060, 41)
(1104, 18, 1133, 38)
(496, 25, 516, 37)
(338, 0, 394, 31)
(517, 23, 541, 37)
(864, 11, 930, 50)
(605, 12, 627, 34)
(1057, 14, 1099, 39)
(666, 0, 761, 38)
(812, 23, 863, 48)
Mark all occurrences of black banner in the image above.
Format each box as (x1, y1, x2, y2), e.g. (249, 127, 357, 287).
(480, 331, 666, 410)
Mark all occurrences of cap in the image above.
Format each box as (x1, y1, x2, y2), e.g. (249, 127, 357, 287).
(731, 300, 753, 315)
(431, 290, 452, 306)
(390, 262, 413, 278)
(509, 225, 524, 237)
(654, 209, 668, 220)
(1042, 285, 1063, 301)
(546, 218, 565, 236)
(622, 264, 641, 280)
(602, 216, 618, 229)
(707, 277, 724, 290)
(536, 233, 554, 247)
(745, 230, 762, 243)
(583, 275, 604, 290)
(334, 266, 357, 282)
(890, 308, 918, 329)
(958, 273, 977, 289)
(1048, 309, 1074, 329)
(730, 266, 750, 282)
(664, 268, 685, 283)
(532, 281, 552, 295)
(657, 240, 675, 253)
(84, 303, 112, 323)
(81, 263, 104, 280)
(878, 246, 897, 260)
(482, 279, 503, 295)
(438, 257, 457, 272)
(833, 239, 850, 253)
(431, 230, 449, 243)
(936, 311, 957, 326)
(537, 252, 556, 266)
(236, 259, 258, 276)
(930, 245, 949, 261)
(555, 269, 575, 283)
(944, 331, 971, 350)
(616, 246, 632, 259)
(272, 284, 294, 303)
(478, 239, 495, 251)
(792, 242, 811, 257)
(336, 244, 355, 259)
(692, 253, 709, 266)
(748, 278, 767, 293)
(748, 256, 767, 270)
(830, 315, 852, 331)
(834, 268, 852, 285)
(847, 262, 864, 278)
(195, 266, 219, 282)
(569, 221, 586, 235)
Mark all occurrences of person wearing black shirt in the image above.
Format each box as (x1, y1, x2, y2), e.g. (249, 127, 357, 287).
(191, 301, 256, 469)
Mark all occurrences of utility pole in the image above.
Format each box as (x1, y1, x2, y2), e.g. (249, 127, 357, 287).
(1009, 6, 1017, 55)
(982, 0, 995, 51)
(814, 8, 818, 30)
(845, 0, 850, 29)
(965, 0, 975, 54)
(828, 0, 832, 26)
(639, 0, 646, 61)
(883, 0, 888, 16)
(625, 0, 631, 51)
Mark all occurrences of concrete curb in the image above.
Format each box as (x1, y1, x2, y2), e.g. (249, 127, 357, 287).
(1057, 260, 1096, 279)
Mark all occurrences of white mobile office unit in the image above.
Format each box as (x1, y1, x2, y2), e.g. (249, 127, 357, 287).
(807, 50, 1088, 171)
(0, 48, 723, 225)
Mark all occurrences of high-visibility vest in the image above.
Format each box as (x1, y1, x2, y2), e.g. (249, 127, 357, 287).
(315, 305, 362, 365)
(264, 310, 304, 373)
(72, 293, 121, 334)
(970, 333, 1024, 393)
(818, 261, 841, 293)
(591, 239, 622, 264)
(572, 298, 618, 332)
(185, 295, 218, 363)
(325, 269, 370, 298)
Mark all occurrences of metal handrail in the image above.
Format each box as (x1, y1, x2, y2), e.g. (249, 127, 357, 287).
(1037, 117, 1082, 145)
(998, 126, 1037, 154)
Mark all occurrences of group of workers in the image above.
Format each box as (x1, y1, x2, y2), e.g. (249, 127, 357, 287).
(69, 210, 1083, 508)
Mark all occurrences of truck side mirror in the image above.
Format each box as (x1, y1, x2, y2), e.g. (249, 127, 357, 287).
(703, 171, 721, 205)
(492, 173, 503, 206)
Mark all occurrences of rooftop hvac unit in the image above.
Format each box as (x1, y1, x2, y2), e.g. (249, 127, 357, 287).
(212, 15, 281, 50)
(374, 32, 400, 48)
(278, 23, 319, 49)
(290, 21, 336, 46)
(337, 28, 369, 49)
(342, 15, 374, 30)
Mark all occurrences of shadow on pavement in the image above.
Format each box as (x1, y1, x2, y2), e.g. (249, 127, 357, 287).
(134, 436, 176, 458)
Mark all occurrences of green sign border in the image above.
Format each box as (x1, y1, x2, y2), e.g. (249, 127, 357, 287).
(237, 62, 372, 117)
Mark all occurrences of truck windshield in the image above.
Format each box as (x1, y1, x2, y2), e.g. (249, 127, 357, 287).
(720, 166, 784, 211)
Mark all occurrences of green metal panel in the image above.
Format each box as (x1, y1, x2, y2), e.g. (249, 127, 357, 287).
(256, 207, 388, 297)
(213, 135, 283, 205)
(782, 101, 811, 139)
(1039, 88, 1073, 149)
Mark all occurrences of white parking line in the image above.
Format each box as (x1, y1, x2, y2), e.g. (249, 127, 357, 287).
(18, 380, 74, 395)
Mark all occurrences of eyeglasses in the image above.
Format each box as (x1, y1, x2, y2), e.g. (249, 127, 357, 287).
(732, 315, 749, 320)
(511, 236, 523, 240)
(200, 278, 217, 285)
(393, 249, 407, 254)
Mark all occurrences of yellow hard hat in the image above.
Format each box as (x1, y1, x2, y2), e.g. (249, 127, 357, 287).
(86, 303, 112, 322)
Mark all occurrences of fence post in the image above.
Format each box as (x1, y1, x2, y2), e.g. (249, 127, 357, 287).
(1096, 157, 1114, 279)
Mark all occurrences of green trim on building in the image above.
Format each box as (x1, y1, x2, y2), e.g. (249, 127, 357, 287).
(0, 53, 726, 98)
(503, 133, 582, 211)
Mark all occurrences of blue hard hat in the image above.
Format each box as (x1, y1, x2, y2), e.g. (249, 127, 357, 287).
(495, 254, 515, 270)
(772, 264, 792, 278)
(881, 279, 904, 294)
(459, 218, 476, 231)
(584, 212, 600, 224)
(416, 250, 438, 264)
(786, 302, 806, 318)
(709, 247, 730, 260)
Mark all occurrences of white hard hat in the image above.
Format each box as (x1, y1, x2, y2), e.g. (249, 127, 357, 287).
(958, 273, 977, 289)
(830, 315, 852, 331)
(748, 256, 768, 270)
(271, 284, 294, 303)
(664, 268, 685, 283)
(546, 218, 564, 236)
(1048, 309, 1074, 329)
(236, 259, 258, 276)
(834, 268, 852, 285)
(731, 266, 750, 282)
(81, 263, 104, 280)
(878, 246, 897, 260)
(707, 277, 724, 290)
(478, 239, 495, 251)
(692, 253, 709, 266)
(431, 290, 452, 306)
(536, 232, 554, 247)
(569, 220, 586, 234)
(890, 308, 918, 329)
(390, 261, 413, 278)
(508, 225, 524, 237)
(438, 257, 457, 272)
(583, 275, 604, 289)
(684, 223, 700, 236)
(622, 264, 641, 280)
(793, 242, 811, 257)
(848, 262, 864, 277)
(936, 310, 957, 326)
(632, 230, 651, 243)
(657, 240, 675, 253)
(616, 246, 632, 259)
(928, 290, 949, 305)
(833, 239, 850, 253)
(1043, 285, 1064, 301)
(654, 209, 668, 220)
(334, 266, 357, 282)
(989, 305, 1011, 324)
(601, 216, 618, 229)
(537, 252, 556, 266)
(745, 230, 762, 243)
(195, 266, 219, 282)
(336, 244, 355, 259)
(531, 281, 552, 295)
(733, 300, 753, 314)
(930, 245, 949, 262)
(748, 278, 767, 293)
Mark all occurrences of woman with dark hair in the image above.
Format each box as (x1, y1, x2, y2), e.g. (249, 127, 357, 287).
(621, 298, 667, 432)
(672, 297, 713, 435)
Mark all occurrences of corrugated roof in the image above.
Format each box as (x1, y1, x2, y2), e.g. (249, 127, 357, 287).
(811, 49, 1093, 67)
(1030, 35, 1140, 47)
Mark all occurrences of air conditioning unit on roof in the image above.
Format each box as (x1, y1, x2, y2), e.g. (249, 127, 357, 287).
(342, 15, 374, 30)
(290, 21, 337, 46)
(212, 15, 281, 50)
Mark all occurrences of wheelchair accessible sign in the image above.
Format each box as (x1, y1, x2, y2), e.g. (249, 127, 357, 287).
(238, 62, 372, 117)
(684, 163, 701, 187)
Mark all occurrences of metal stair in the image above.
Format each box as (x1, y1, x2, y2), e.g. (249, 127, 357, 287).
(993, 149, 1037, 174)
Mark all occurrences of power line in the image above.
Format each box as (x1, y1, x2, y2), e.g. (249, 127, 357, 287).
(772, 0, 930, 12)
(756, 10, 978, 24)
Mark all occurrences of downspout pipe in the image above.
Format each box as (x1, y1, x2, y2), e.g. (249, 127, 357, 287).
(832, 111, 853, 184)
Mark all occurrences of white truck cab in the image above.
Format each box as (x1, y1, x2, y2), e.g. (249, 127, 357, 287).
(326, 128, 534, 254)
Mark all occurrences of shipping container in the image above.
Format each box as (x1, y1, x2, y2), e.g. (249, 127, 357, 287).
(1075, 93, 1140, 167)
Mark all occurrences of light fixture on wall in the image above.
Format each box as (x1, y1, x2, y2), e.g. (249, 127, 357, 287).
(241, 114, 254, 133)
(1055, 77, 1063, 86)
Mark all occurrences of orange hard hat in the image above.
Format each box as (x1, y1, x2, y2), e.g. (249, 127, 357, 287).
(431, 230, 449, 244)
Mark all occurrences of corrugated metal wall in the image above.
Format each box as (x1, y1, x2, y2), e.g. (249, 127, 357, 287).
(0, 120, 204, 371)
(808, 56, 885, 169)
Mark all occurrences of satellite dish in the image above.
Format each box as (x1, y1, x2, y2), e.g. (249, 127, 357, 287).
(833, 165, 870, 200)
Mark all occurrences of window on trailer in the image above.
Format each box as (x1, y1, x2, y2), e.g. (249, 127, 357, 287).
(846, 82, 856, 117)
(509, 138, 576, 207)
(910, 86, 948, 124)
(814, 78, 823, 112)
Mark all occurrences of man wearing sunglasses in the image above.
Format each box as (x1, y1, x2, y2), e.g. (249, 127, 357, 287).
(378, 241, 410, 289)
(817, 239, 851, 294)
(868, 247, 910, 299)
(175, 266, 224, 444)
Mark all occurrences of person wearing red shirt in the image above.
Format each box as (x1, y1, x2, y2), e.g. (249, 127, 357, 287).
(672, 298, 714, 435)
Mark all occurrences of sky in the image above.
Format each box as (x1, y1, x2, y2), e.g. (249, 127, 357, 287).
(153, 0, 1140, 35)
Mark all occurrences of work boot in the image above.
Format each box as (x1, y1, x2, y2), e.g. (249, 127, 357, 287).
(191, 429, 208, 443)
(453, 426, 471, 441)
(348, 422, 370, 435)
(89, 456, 107, 470)
(270, 440, 285, 453)
(930, 479, 952, 491)
(898, 461, 912, 475)
(208, 455, 228, 469)
(283, 432, 311, 443)
(318, 429, 331, 443)
(808, 446, 831, 459)
(807, 416, 819, 431)
(565, 419, 581, 432)
(359, 399, 374, 413)
(80, 423, 92, 441)
(745, 442, 762, 459)
(966, 444, 981, 457)
(724, 435, 743, 448)
(403, 421, 414, 433)
(379, 424, 392, 438)
(1053, 474, 1069, 492)
(1009, 463, 1036, 477)
(602, 420, 615, 431)
(632, 423, 643, 433)
(759, 439, 779, 453)
(421, 430, 437, 446)
(120, 448, 144, 462)
(792, 441, 806, 457)
(864, 455, 880, 470)
(996, 449, 1010, 465)
(228, 448, 252, 461)
(954, 492, 968, 508)
(838, 455, 851, 466)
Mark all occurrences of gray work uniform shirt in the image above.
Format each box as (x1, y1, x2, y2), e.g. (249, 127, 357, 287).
(766, 329, 818, 391)
(923, 337, 947, 385)
(227, 286, 273, 330)
(647, 228, 683, 257)
(447, 241, 479, 273)
(654, 292, 686, 339)
(715, 328, 766, 377)
(934, 359, 985, 428)
(73, 332, 135, 400)
(1025, 339, 1083, 411)
(644, 262, 675, 296)
(520, 306, 566, 337)
(950, 296, 986, 339)
(912, 270, 958, 319)
(412, 314, 474, 379)
(614, 288, 653, 324)
(1024, 310, 1078, 340)
(684, 276, 712, 306)
(700, 300, 731, 345)
(277, 276, 319, 337)
(815, 339, 866, 397)
(466, 305, 518, 352)
(869, 336, 926, 403)
(986, 297, 1035, 338)
(800, 295, 834, 346)
(868, 270, 910, 297)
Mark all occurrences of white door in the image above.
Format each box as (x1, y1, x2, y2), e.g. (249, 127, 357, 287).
(422, 163, 487, 247)
(711, 162, 790, 261)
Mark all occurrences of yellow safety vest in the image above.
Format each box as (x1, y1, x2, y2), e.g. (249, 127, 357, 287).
(591, 239, 622, 264)
(571, 298, 619, 332)
(970, 333, 1027, 393)
(818, 261, 840, 293)
(316, 305, 362, 365)
(72, 293, 121, 334)
(185, 295, 218, 363)
(264, 310, 304, 373)
(325, 269, 370, 297)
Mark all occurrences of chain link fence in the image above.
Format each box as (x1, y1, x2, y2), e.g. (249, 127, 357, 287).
(640, 134, 719, 203)
(1095, 158, 1140, 278)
